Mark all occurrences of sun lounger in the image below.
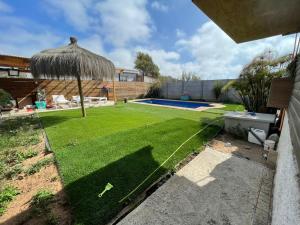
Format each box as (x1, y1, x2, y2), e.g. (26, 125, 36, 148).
(86, 97, 107, 103)
(52, 95, 71, 108)
(72, 96, 90, 106)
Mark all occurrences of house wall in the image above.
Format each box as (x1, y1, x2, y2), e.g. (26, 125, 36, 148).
(272, 56, 300, 225)
(161, 79, 240, 102)
(272, 115, 300, 225)
(287, 57, 300, 165)
(144, 75, 157, 83)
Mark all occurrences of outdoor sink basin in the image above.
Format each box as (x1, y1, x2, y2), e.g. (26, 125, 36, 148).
(224, 111, 276, 138)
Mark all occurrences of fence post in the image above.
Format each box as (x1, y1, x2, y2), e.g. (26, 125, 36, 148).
(166, 82, 168, 98)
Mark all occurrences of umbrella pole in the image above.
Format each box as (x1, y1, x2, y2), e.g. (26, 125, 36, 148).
(77, 77, 86, 117)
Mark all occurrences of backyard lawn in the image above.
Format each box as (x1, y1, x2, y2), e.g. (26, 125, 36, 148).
(39, 103, 241, 225)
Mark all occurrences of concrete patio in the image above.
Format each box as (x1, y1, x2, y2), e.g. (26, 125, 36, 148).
(118, 147, 273, 225)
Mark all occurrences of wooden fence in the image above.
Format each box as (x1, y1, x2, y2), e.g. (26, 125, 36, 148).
(0, 78, 151, 108)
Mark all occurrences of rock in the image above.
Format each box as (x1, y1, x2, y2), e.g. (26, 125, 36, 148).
(224, 142, 232, 147)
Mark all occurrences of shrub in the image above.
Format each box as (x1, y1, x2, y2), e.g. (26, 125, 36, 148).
(0, 161, 5, 175)
(213, 81, 224, 101)
(0, 117, 41, 151)
(224, 51, 292, 112)
(25, 158, 54, 175)
(31, 190, 54, 207)
(18, 150, 38, 160)
(2, 164, 23, 180)
(30, 190, 59, 224)
(1, 149, 38, 167)
(3, 149, 21, 165)
(31, 189, 54, 215)
(0, 186, 20, 215)
(145, 82, 161, 98)
(0, 89, 12, 108)
(46, 212, 59, 225)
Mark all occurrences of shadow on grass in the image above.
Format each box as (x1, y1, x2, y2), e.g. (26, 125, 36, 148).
(38, 115, 79, 128)
(198, 115, 224, 127)
(57, 118, 222, 225)
(2, 118, 223, 225)
(2, 146, 269, 225)
(2, 145, 164, 225)
(64, 145, 166, 225)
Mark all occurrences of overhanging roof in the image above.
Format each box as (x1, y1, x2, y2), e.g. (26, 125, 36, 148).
(192, 0, 300, 43)
(0, 55, 30, 70)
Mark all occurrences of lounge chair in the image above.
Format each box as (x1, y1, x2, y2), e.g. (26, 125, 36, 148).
(99, 97, 107, 103)
(72, 96, 90, 106)
(86, 96, 107, 104)
(52, 95, 71, 108)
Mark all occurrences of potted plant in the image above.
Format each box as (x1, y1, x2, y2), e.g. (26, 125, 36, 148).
(180, 92, 190, 101)
(35, 88, 47, 109)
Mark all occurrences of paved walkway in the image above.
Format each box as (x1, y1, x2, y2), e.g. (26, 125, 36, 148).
(118, 148, 273, 225)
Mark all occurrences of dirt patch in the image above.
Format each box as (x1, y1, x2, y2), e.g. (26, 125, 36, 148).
(0, 116, 72, 225)
(208, 133, 270, 166)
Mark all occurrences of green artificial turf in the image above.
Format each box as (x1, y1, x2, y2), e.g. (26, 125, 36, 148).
(205, 103, 245, 114)
(39, 103, 230, 225)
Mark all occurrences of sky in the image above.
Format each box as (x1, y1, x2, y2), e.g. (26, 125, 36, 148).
(0, 0, 296, 79)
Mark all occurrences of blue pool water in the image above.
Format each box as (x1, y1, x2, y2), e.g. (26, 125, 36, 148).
(135, 99, 211, 109)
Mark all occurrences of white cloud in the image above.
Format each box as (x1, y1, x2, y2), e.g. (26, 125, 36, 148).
(0, 15, 62, 56)
(0, 28, 61, 57)
(79, 34, 106, 56)
(43, 0, 153, 47)
(0, 0, 12, 13)
(108, 48, 135, 69)
(176, 21, 295, 79)
(176, 29, 185, 38)
(0, 2, 295, 80)
(151, 1, 168, 12)
(96, 0, 153, 47)
(97, 20, 294, 79)
(43, 0, 94, 31)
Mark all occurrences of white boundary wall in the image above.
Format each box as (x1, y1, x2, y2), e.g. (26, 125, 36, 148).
(272, 115, 300, 225)
(161, 79, 241, 102)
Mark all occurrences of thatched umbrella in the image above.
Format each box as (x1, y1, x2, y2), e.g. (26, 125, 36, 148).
(30, 37, 115, 117)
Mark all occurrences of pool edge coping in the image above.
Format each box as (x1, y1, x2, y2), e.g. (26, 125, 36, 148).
(129, 98, 224, 111)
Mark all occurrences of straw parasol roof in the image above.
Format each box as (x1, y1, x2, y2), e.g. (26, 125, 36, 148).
(31, 37, 115, 80)
(30, 37, 115, 117)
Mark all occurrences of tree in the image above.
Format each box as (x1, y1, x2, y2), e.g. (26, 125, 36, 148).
(223, 50, 291, 112)
(159, 75, 177, 83)
(135, 52, 160, 78)
(181, 71, 201, 95)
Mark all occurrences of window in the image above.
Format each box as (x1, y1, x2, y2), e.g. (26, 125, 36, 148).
(8, 69, 19, 77)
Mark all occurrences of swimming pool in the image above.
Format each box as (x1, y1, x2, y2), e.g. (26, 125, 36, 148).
(134, 99, 211, 109)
